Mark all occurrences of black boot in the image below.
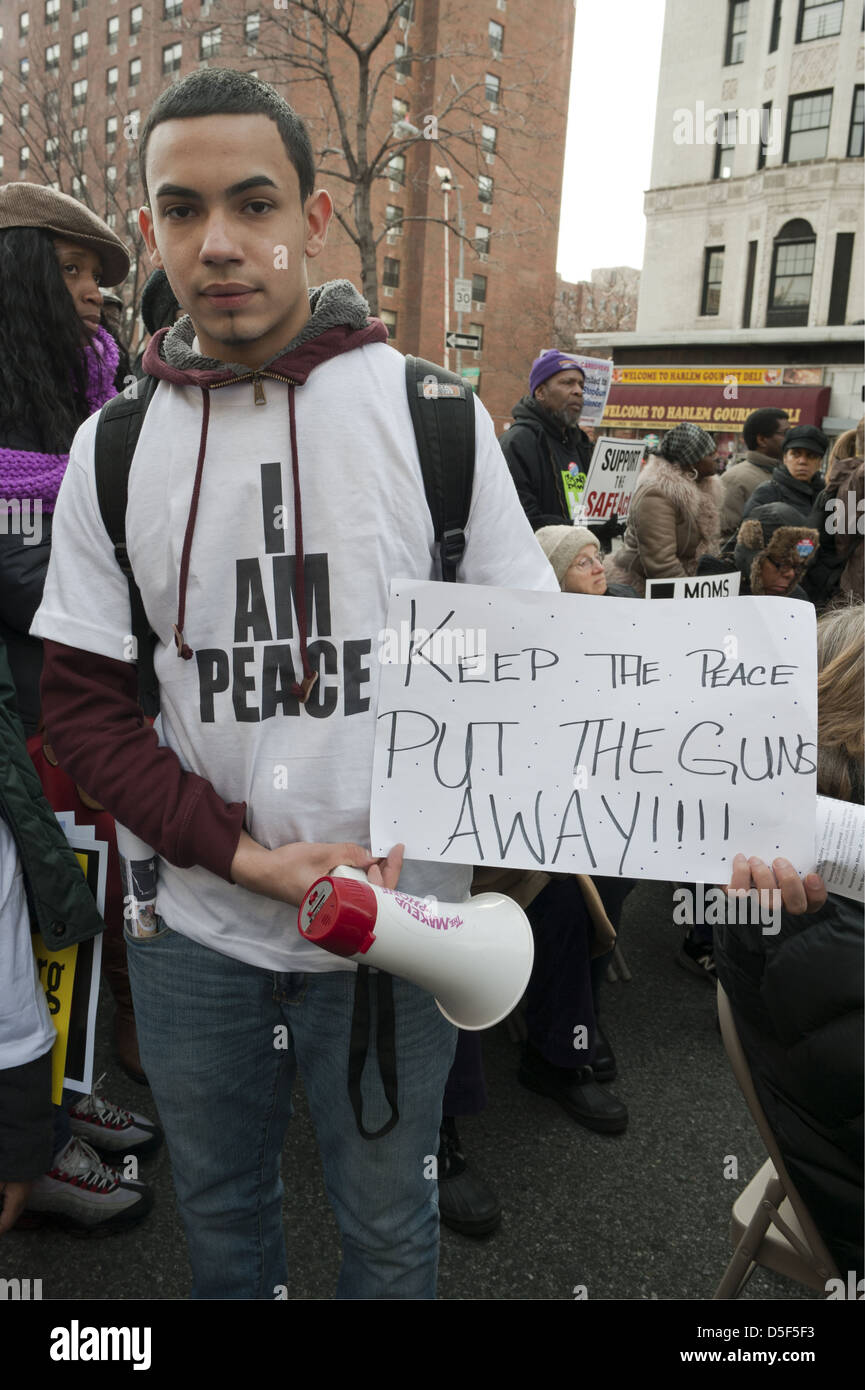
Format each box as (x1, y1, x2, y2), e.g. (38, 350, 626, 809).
(437, 1117, 502, 1237)
(518, 1044, 628, 1133)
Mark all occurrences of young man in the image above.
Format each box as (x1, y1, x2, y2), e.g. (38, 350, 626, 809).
(718, 406, 790, 538)
(32, 69, 556, 1299)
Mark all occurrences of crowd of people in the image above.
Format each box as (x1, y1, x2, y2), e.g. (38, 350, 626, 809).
(0, 66, 861, 1300)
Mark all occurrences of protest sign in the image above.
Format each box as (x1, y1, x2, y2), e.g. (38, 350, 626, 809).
(569, 436, 645, 525)
(370, 582, 816, 882)
(32, 824, 107, 1102)
(646, 573, 740, 599)
(571, 354, 613, 429)
(813, 797, 864, 903)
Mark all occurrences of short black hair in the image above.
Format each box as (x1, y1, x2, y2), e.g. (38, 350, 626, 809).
(138, 67, 316, 203)
(743, 407, 789, 451)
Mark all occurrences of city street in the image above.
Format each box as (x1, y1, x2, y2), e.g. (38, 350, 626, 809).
(4, 879, 814, 1303)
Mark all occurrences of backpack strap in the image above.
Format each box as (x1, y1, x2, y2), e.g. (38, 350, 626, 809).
(94, 375, 160, 716)
(404, 355, 475, 583)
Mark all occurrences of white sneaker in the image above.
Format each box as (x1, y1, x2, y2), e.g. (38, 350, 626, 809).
(21, 1137, 153, 1235)
(69, 1074, 163, 1159)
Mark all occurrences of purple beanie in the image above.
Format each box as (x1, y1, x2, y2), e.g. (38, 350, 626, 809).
(529, 350, 585, 396)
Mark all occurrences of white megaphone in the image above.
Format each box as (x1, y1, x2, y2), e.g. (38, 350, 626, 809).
(297, 866, 534, 1030)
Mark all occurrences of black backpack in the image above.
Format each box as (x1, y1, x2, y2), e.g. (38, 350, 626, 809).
(94, 355, 476, 716)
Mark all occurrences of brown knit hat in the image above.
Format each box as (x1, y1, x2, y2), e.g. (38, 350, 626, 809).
(0, 181, 130, 287)
(535, 526, 599, 587)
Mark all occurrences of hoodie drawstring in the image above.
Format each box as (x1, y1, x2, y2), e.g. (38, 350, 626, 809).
(172, 381, 318, 704)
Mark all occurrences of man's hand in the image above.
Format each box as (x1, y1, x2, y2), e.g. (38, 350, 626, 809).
(0, 1179, 31, 1236)
(367, 843, 404, 890)
(726, 852, 828, 915)
(231, 831, 379, 908)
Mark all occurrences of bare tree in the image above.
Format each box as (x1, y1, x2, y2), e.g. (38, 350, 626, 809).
(192, 0, 567, 314)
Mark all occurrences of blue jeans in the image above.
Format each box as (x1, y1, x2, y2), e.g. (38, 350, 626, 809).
(125, 918, 457, 1300)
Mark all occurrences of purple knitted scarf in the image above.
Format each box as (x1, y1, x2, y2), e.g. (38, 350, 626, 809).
(0, 326, 120, 515)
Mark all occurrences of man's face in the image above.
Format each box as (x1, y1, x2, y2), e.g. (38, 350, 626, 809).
(536, 369, 584, 426)
(139, 114, 332, 368)
(756, 417, 789, 459)
(783, 447, 822, 482)
(54, 238, 103, 336)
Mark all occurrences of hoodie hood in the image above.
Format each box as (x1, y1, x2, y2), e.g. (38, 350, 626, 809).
(140, 279, 388, 699)
(142, 278, 386, 385)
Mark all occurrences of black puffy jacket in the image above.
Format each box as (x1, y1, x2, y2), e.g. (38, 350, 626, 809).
(500, 396, 593, 530)
(715, 894, 864, 1278)
(743, 463, 825, 522)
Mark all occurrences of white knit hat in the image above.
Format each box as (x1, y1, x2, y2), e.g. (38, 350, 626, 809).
(535, 526, 598, 586)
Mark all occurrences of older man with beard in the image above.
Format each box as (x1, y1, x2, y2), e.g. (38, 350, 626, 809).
(500, 350, 595, 530)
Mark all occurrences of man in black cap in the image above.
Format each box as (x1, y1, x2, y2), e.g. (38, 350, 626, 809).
(743, 424, 828, 522)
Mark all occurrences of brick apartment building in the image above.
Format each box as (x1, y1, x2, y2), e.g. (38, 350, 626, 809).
(0, 0, 574, 429)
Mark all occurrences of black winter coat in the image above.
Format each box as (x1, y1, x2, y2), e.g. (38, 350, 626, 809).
(715, 894, 864, 1278)
(500, 396, 593, 530)
(743, 463, 825, 523)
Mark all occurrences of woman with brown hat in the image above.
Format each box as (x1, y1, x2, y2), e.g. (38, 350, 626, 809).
(0, 182, 130, 732)
(604, 422, 722, 596)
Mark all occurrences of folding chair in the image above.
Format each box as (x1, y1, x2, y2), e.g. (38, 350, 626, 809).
(713, 982, 840, 1299)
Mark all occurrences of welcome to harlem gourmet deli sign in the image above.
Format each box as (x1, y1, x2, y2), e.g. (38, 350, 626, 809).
(370, 582, 817, 883)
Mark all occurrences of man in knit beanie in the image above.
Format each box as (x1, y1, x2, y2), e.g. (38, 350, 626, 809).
(500, 351, 596, 531)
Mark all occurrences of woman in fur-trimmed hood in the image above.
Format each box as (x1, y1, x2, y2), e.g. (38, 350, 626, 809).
(604, 422, 721, 597)
(733, 503, 819, 600)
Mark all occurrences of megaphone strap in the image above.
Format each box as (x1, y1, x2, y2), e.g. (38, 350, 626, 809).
(348, 967, 400, 1141)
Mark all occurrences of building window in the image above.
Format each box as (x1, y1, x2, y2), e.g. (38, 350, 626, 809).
(478, 174, 493, 204)
(713, 112, 737, 178)
(392, 97, 409, 125)
(20, 57, 31, 81)
(106, 164, 117, 186)
(725, 0, 748, 64)
(163, 41, 182, 74)
(72, 29, 88, 58)
(45, 43, 60, 70)
(827, 231, 855, 323)
(848, 85, 864, 156)
(130, 6, 143, 36)
(398, 0, 414, 22)
(797, 0, 844, 40)
(72, 0, 86, 11)
(481, 124, 497, 154)
(164, 0, 183, 16)
(385, 204, 403, 231)
(394, 42, 412, 78)
(45, 135, 59, 159)
(488, 20, 504, 56)
(767, 219, 815, 326)
(382, 257, 400, 289)
(72, 78, 88, 105)
(469, 321, 484, 353)
(386, 152, 406, 185)
(72, 174, 87, 197)
(106, 114, 118, 144)
(785, 89, 832, 161)
(474, 224, 491, 255)
(245, 11, 260, 42)
(72, 125, 88, 154)
(700, 246, 724, 315)
(471, 273, 487, 303)
(19, 102, 29, 129)
(485, 72, 501, 105)
(757, 100, 773, 168)
(107, 16, 119, 43)
(381, 309, 397, 341)
(129, 57, 142, 87)
(20, 145, 31, 170)
(20, 12, 31, 39)
(769, 0, 783, 48)
(200, 27, 221, 58)
(742, 239, 758, 326)
(126, 110, 140, 142)
(106, 66, 119, 94)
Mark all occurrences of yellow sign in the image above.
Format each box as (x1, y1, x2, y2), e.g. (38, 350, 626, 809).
(609, 366, 822, 386)
(32, 931, 79, 1105)
(602, 403, 804, 429)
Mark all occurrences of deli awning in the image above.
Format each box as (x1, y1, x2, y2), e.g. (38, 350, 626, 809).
(601, 385, 831, 433)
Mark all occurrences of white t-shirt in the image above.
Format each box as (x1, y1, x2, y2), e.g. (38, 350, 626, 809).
(33, 339, 558, 971)
(0, 815, 56, 1070)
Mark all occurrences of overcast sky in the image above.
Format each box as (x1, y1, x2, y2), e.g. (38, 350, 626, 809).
(557, 0, 667, 284)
